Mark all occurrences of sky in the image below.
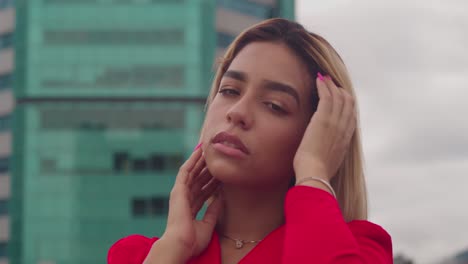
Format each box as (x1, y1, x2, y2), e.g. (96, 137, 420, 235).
(297, 0, 468, 262)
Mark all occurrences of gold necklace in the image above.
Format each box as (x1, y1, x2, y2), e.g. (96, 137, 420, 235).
(220, 234, 262, 249)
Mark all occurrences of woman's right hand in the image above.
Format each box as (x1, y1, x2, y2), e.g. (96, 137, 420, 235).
(160, 146, 223, 262)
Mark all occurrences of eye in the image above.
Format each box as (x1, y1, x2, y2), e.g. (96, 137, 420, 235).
(218, 88, 240, 96)
(264, 102, 287, 114)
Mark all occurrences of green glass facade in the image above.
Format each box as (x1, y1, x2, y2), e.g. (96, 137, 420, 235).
(0, 1, 15, 263)
(10, 0, 294, 263)
(12, 1, 215, 264)
(0, 0, 14, 9)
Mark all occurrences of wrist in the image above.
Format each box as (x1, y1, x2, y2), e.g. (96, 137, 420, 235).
(295, 177, 336, 198)
(294, 159, 329, 179)
(296, 179, 329, 191)
(144, 237, 190, 264)
(295, 168, 329, 182)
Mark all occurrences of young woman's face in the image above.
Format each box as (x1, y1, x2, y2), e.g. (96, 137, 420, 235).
(202, 41, 313, 188)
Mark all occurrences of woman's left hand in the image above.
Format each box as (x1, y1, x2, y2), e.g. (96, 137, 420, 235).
(293, 74, 357, 182)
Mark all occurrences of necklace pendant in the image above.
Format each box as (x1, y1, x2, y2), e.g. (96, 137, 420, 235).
(235, 239, 244, 249)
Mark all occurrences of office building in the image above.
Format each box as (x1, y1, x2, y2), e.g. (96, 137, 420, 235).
(10, 0, 294, 263)
(0, 0, 15, 263)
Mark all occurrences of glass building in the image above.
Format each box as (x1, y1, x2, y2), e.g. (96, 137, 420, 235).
(9, 0, 294, 263)
(0, 0, 16, 264)
(216, 0, 294, 54)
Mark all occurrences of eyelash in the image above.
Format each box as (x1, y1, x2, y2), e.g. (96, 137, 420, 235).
(218, 88, 288, 115)
(218, 88, 239, 96)
(264, 102, 287, 114)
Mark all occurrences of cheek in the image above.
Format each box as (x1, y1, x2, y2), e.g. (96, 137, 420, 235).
(201, 104, 224, 143)
(277, 130, 303, 155)
(260, 123, 305, 160)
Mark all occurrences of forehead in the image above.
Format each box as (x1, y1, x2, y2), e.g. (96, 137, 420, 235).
(226, 41, 311, 96)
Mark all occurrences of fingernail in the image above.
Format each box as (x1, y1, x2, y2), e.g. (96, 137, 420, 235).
(194, 143, 202, 151)
(317, 72, 324, 81)
(325, 75, 332, 81)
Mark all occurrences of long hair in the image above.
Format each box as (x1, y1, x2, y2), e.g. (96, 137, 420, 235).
(203, 18, 367, 221)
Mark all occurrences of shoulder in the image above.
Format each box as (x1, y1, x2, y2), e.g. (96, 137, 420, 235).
(107, 234, 159, 264)
(347, 220, 391, 243)
(347, 220, 393, 259)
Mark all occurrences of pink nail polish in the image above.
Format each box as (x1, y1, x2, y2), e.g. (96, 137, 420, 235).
(194, 143, 202, 151)
(317, 72, 324, 81)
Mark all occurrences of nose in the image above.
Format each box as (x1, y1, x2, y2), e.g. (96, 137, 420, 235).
(226, 98, 253, 130)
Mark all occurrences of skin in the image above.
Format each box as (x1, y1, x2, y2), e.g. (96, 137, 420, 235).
(144, 41, 356, 264)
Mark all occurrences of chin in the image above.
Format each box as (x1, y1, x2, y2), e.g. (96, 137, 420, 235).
(206, 158, 243, 183)
(204, 146, 241, 175)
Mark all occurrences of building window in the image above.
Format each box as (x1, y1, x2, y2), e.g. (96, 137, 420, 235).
(217, 0, 276, 19)
(0, 199, 8, 215)
(95, 65, 184, 88)
(0, 0, 14, 9)
(149, 196, 168, 215)
(44, 0, 98, 3)
(113, 152, 130, 172)
(0, 32, 13, 50)
(44, 0, 185, 4)
(113, 0, 185, 3)
(43, 29, 184, 46)
(0, 156, 9, 173)
(41, 65, 185, 90)
(0, 241, 7, 258)
(217, 32, 235, 48)
(132, 198, 147, 217)
(35, 104, 194, 176)
(39, 106, 185, 131)
(0, 115, 11, 132)
(113, 153, 184, 174)
(0, 74, 12, 90)
(39, 153, 183, 176)
(131, 196, 168, 217)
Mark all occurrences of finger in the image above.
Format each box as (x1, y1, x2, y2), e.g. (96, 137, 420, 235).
(343, 111, 357, 146)
(324, 76, 344, 126)
(316, 74, 332, 115)
(344, 117, 357, 146)
(340, 90, 356, 125)
(190, 167, 212, 189)
(339, 88, 352, 110)
(190, 168, 214, 202)
(192, 179, 221, 217)
(187, 157, 206, 189)
(175, 147, 203, 186)
(168, 180, 192, 224)
(201, 188, 223, 227)
(336, 88, 356, 138)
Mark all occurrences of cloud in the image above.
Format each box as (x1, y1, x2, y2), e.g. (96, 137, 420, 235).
(366, 159, 468, 263)
(368, 71, 468, 164)
(298, 0, 468, 262)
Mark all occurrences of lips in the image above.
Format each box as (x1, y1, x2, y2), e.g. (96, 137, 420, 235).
(212, 131, 250, 154)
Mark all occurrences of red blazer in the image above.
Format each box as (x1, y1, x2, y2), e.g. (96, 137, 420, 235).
(108, 186, 393, 263)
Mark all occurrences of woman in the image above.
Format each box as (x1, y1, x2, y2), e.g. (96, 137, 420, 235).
(108, 18, 393, 264)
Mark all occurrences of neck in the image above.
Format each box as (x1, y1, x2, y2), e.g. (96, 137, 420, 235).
(215, 183, 289, 241)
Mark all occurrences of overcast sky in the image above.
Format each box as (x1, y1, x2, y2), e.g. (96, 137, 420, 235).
(297, 0, 468, 263)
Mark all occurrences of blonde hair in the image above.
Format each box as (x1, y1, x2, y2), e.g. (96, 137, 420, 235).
(203, 18, 367, 221)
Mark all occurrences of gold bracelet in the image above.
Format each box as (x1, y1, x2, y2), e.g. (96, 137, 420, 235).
(295, 177, 336, 198)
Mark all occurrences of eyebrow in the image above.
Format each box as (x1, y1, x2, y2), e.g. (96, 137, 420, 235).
(223, 70, 301, 107)
(223, 70, 247, 82)
(261, 80, 300, 107)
